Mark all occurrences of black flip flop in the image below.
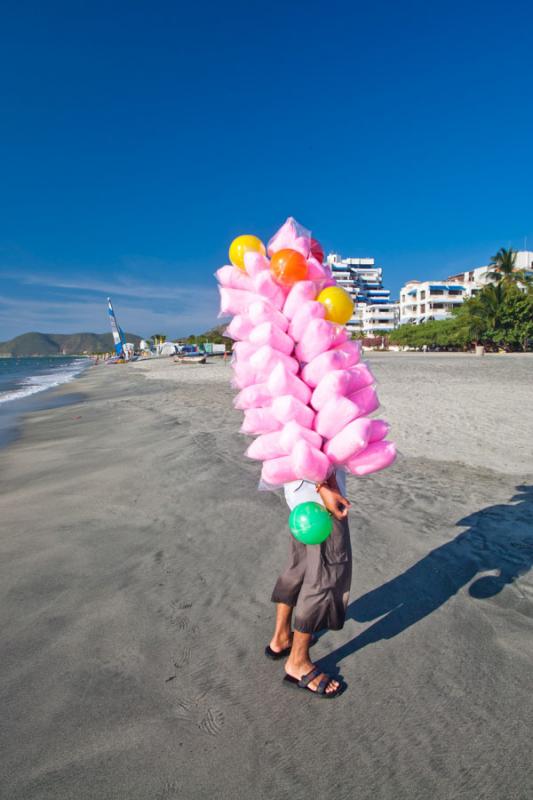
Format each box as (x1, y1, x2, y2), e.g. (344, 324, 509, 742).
(264, 643, 292, 660)
(264, 635, 318, 661)
(283, 666, 344, 698)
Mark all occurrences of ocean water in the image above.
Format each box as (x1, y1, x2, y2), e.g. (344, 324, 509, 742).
(0, 356, 90, 406)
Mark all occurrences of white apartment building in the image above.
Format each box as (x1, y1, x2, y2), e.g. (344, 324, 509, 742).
(327, 253, 399, 336)
(399, 250, 533, 325)
(361, 303, 400, 334)
(399, 280, 468, 324)
(447, 250, 533, 287)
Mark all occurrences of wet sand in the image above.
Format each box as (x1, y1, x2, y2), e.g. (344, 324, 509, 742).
(1, 354, 532, 799)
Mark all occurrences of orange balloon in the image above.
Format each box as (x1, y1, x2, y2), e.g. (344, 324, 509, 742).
(270, 249, 308, 286)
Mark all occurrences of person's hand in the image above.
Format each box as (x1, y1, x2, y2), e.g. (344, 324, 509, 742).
(318, 486, 351, 520)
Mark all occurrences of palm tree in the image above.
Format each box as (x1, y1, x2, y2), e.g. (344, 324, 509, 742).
(476, 284, 506, 328)
(456, 298, 486, 346)
(150, 333, 167, 345)
(458, 284, 506, 346)
(485, 247, 524, 286)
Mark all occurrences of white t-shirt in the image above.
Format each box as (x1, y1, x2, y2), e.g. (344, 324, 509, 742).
(283, 469, 347, 511)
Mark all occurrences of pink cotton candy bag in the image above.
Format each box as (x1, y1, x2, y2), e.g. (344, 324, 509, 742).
(216, 216, 396, 489)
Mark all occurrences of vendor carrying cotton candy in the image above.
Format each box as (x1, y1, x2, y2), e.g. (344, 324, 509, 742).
(216, 216, 396, 698)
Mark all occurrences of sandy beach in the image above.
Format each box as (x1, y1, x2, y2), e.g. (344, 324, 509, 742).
(1, 353, 532, 799)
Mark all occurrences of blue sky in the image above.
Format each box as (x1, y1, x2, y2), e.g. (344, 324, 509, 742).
(1, 0, 532, 340)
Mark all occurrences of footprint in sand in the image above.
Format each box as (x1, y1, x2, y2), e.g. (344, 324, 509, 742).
(173, 648, 191, 669)
(198, 707, 225, 736)
(156, 604, 202, 689)
(157, 604, 198, 632)
(175, 696, 225, 737)
(174, 615, 190, 631)
(164, 647, 191, 681)
(155, 781, 181, 799)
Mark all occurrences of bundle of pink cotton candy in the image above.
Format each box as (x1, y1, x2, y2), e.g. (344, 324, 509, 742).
(217, 217, 397, 488)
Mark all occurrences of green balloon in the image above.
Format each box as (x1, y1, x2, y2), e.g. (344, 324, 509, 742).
(289, 501, 333, 545)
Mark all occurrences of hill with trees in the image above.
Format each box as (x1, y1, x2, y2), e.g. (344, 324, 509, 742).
(0, 331, 142, 356)
(183, 323, 232, 349)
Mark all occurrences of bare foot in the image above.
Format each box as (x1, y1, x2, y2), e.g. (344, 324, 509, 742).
(269, 631, 293, 654)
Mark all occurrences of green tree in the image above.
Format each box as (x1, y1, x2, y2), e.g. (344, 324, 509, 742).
(392, 280, 532, 352)
(452, 283, 532, 351)
(497, 286, 533, 351)
(183, 325, 232, 349)
(456, 284, 506, 346)
(389, 316, 469, 349)
(454, 301, 486, 347)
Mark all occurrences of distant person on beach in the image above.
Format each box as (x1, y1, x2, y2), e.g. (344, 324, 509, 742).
(266, 472, 351, 698)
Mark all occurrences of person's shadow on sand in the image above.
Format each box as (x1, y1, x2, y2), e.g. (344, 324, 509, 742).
(319, 485, 533, 675)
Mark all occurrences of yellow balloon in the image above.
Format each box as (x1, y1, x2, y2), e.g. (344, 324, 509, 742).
(228, 234, 266, 271)
(317, 286, 354, 325)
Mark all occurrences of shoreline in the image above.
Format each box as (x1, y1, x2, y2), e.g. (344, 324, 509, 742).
(0, 364, 94, 451)
(1, 357, 532, 799)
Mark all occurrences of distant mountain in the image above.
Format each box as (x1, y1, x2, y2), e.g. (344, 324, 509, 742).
(0, 332, 143, 356)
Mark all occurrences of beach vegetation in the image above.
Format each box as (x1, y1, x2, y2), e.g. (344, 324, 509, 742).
(184, 324, 233, 349)
(389, 317, 468, 349)
(390, 280, 533, 352)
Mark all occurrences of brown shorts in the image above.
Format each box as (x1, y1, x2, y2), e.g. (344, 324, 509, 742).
(271, 516, 352, 633)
